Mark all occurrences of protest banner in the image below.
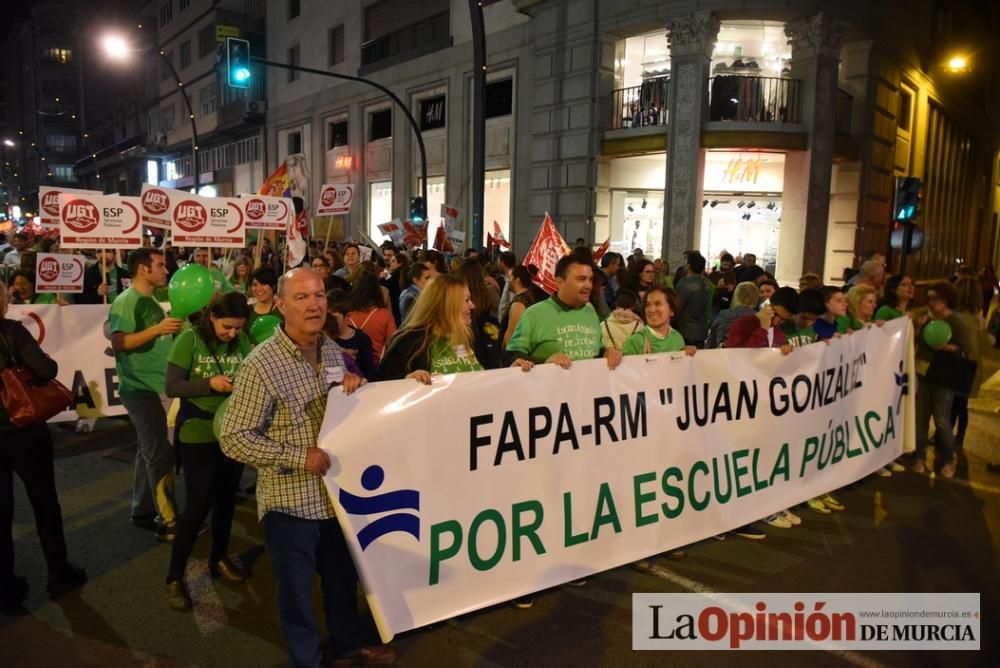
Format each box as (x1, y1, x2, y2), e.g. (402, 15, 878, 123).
(317, 319, 916, 642)
(170, 196, 246, 248)
(139, 184, 191, 230)
(5, 304, 125, 422)
(39, 186, 102, 228)
(316, 184, 354, 215)
(376, 220, 404, 246)
(58, 194, 142, 249)
(239, 194, 294, 231)
(35, 253, 85, 293)
(441, 204, 463, 231)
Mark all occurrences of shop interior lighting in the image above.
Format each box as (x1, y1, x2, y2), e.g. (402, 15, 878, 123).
(627, 205, 634, 212)
(737, 201, 745, 208)
(747, 201, 756, 209)
(710, 200, 720, 207)
(641, 199, 647, 209)
(703, 200, 709, 207)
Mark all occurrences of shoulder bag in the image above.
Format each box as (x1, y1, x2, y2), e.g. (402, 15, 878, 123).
(0, 326, 73, 427)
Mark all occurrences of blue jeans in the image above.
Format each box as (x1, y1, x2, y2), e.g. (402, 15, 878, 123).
(121, 391, 176, 525)
(263, 512, 362, 668)
(914, 376, 956, 463)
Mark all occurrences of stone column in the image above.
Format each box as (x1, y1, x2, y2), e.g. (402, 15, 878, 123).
(777, 13, 847, 284)
(663, 11, 719, 267)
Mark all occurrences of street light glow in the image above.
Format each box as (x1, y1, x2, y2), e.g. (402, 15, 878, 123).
(3, 139, 14, 147)
(102, 34, 131, 60)
(947, 55, 968, 71)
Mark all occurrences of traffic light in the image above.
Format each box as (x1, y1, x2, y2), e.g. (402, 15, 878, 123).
(226, 37, 251, 89)
(409, 196, 426, 224)
(893, 176, 922, 222)
(890, 222, 924, 255)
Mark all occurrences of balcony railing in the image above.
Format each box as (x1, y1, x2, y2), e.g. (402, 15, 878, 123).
(835, 89, 853, 136)
(361, 12, 451, 69)
(610, 77, 669, 130)
(708, 76, 801, 124)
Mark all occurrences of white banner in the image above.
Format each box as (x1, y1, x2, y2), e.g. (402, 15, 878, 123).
(170, 196, 246, 248)
(139, 184, 191, 230)
(35, 253, 85, 293)
(238, 194, 294, 230)
(318, 319, 916, 641)
(316, 183, 354, 215)
(5, 304, 125, 421)
(58, 194, 142, 249)
(39, 186, 102, 228)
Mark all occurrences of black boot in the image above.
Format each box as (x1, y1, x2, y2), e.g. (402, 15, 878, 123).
(1, 575, 29, 611)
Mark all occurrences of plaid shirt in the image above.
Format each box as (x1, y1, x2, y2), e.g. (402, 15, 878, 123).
(220, 326, 348, 521)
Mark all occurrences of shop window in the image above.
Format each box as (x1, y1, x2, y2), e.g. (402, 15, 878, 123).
(897, 89, 913, 132)
(369, 181, 393, 240)
(369, 109, 392, 141)
(199, 83, 217, 116)
(485, 79, 513, 119)
(484, 169, 511, 242)
(329, 120, 348, 149)
(420, 96, 446, 131)
(418, 176, 446, 245)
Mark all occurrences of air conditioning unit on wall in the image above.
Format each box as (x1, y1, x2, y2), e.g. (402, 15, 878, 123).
(245, 100, 267, 115)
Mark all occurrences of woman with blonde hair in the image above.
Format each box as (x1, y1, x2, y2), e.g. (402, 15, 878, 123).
(376, 274, 532, 382)
(841, 284, 879, 330)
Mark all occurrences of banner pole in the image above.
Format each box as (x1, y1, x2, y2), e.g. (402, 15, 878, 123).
(99, 251, 108, 305)
(323, 216, 334, 252)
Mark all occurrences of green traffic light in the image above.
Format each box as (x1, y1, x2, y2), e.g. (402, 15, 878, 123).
(233, 68, 251, 82)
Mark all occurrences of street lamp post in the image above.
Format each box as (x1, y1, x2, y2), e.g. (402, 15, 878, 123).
(102, 33, 199, 192)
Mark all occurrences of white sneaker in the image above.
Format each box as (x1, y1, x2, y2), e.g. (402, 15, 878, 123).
(765, 513, 793, 529)
(781, 509, 802, 526)
(889, 461, 905, 473)
(875, 466, 892, 477)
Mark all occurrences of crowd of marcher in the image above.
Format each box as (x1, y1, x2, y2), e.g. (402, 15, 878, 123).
(1, 226, 998, 667)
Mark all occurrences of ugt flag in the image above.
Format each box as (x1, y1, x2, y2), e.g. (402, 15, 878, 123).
(522, 213, 570, 295)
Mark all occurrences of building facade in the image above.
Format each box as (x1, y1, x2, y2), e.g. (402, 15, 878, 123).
(264, 0, 999, 281)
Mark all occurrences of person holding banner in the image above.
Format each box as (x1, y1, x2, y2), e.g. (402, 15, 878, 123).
(377, 274, 533, 382)
(163, 293, 252, 611)
(0, 283, 88, 610)
(110, 248, 182, 542)
(505, 255, 622, 370)
(621, 286, 697, 357)
(219, 268, 394, 668)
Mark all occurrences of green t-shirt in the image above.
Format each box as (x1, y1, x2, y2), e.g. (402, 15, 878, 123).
(506, 297, 602, 362)
(622, 325, 685, 355)
(836, 315, 865, 332)
(31, 293, 60, 304)
(874, 305, 904, 321)
(780, 320, 819, 349)
(167, 328, 252, 443)
(429, 338, 484, 375)
(109, 287, 173, 394)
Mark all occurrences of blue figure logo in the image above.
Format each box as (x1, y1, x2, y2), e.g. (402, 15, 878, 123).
(339, 465, 420, 550)
(894, 360, 909, 415)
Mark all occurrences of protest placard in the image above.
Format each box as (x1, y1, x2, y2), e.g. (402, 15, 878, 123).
(58, 194, 142, 249)
(35, 253, 85, 293)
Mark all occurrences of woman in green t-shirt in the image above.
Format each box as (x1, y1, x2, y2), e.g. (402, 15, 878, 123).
(246, 266, 282, 331)
(840, 284, 879, 331)
(622, 286, 697, 357)
(376, 274, 533, 382)
(163, 292, 252, 611)
(874, 274, 914, 322)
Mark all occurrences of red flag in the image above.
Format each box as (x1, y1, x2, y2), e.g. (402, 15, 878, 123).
(492, 221, 511, 248)
(522, 213, 570, 295)
(486, 232, 495, 251)
(592, 237, 610, 261)
(432, 224, 454, 253)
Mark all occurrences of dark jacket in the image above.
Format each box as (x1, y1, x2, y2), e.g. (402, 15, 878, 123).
(79, 264, 131, 304)
(375, 326, 495, 381)
(706, 306, 755, 348)
(0, 318, 59, 428)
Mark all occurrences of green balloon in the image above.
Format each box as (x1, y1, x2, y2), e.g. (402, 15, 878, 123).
(923, 319, 952, 349)
(213, 396, 231, 442)
(251, 314, 282, 344)
(168, 264, 214, 319)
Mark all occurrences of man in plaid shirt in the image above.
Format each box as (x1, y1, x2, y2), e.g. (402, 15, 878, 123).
(221, 268, 396, 667)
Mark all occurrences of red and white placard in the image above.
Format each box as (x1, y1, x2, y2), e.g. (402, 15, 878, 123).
(39, 186, 102, 228)
(139, 184, 191, 230)
(35, 253, 85, 293)
(58, 194, 142, 249)
(170, 196, 245, 248)
(238, 194, 294, 230)
(315, 183, 354, 215)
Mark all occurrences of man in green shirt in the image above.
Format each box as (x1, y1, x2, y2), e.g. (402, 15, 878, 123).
(109, 248, 183, 541)
(505, 255, 622, 369)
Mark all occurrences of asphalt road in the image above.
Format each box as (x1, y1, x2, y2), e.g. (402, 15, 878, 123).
(3, 357, 999, 668)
